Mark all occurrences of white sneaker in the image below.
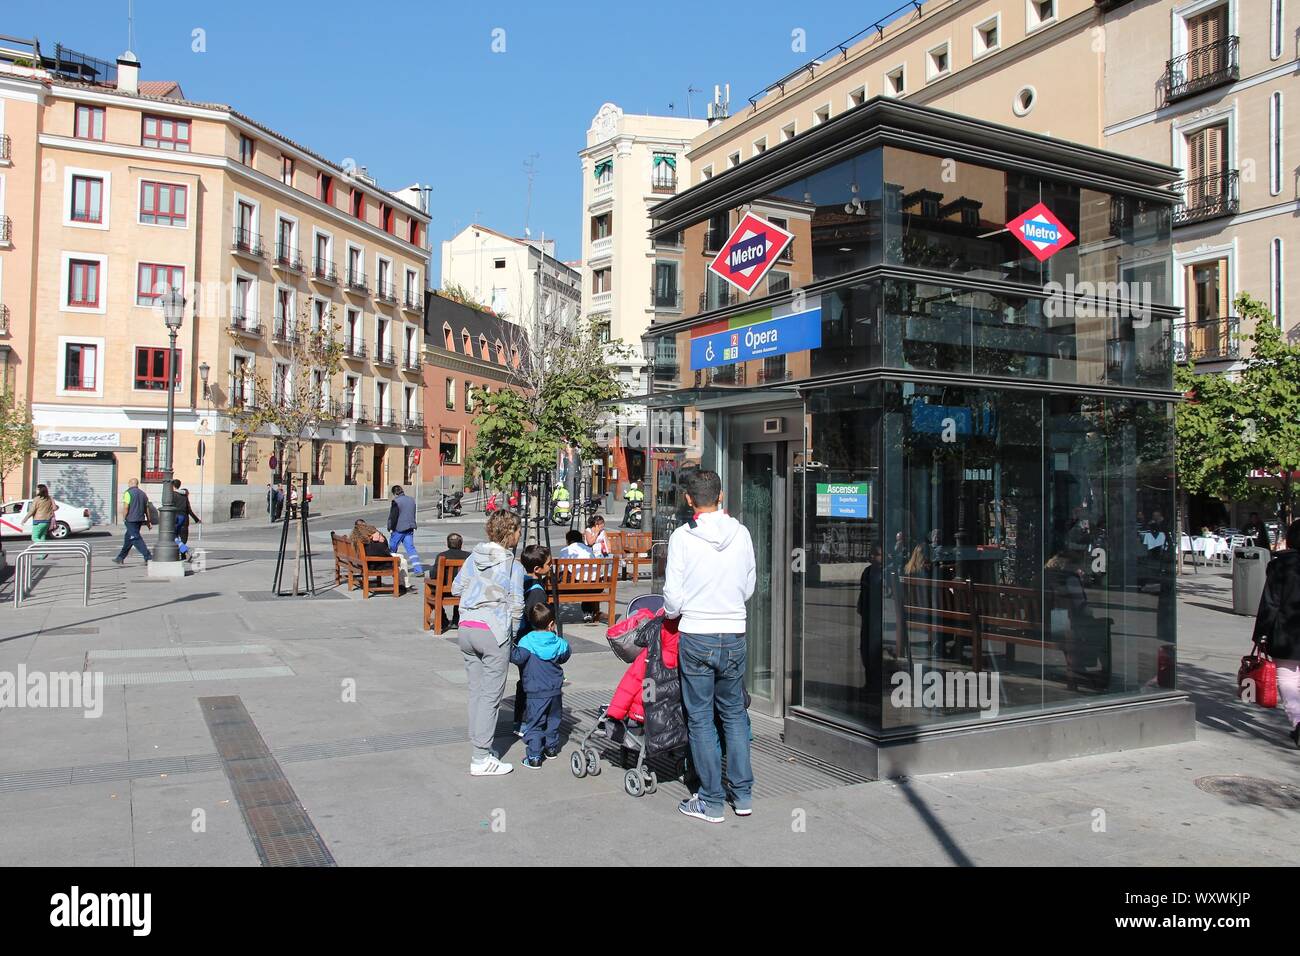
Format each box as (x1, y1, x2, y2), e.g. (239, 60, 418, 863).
(469, 755, 513, 776)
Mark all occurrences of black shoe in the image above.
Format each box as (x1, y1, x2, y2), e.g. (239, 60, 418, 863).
(111, 558, 124, 565)
(1291, 723, 1300, 749)
(543, 746, 561, 759)
(522, 755, 544, 770)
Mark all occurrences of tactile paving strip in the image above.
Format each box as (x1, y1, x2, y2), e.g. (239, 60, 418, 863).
(199, 695, 336, 867)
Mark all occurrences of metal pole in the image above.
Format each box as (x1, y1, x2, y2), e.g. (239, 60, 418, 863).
(154, 326, 181, 563)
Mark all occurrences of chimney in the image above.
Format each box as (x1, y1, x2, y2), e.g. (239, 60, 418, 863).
(117, 50, 140, 94)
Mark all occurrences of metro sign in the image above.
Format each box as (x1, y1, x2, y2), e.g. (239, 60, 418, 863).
(1006, 202, 1076, 262)
(707, 212, 794, 295)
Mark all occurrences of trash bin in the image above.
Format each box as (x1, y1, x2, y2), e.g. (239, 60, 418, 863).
(1232, 547, 1271, 616)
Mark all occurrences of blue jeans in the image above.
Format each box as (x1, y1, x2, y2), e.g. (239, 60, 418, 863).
(679, 631, 753, 815)
(522, 693, 562, 760)
(116, 520, 152, 562)
(388, 530, 423, 573)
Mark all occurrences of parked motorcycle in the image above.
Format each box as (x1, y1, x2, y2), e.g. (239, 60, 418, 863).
(551, 498, 572, 526)
(621, 499, 643, 529)
(437, 490, 464, 519)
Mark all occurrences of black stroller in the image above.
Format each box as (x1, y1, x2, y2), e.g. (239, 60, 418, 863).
(570, 595, 691, 798)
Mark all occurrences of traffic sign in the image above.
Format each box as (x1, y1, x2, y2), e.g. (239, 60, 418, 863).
(706, 212, 794, 295)
(1006, 202, 1076, 262)
(412, 449, 421, 465)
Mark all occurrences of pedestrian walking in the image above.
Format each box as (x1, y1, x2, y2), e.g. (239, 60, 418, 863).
(171, 479, 201, 559)
(386, 484, 424, 577)
(22, 484, 56, 558)
(662, 469, 756, 823)
(452, 510, 525, 776)
(1252, 518, 1300, 749)
(112, 478, 153, 565)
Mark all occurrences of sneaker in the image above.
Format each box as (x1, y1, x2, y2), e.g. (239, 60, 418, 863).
(522, 755, 544, 770)
(729, 800, 753, 817)
(469, 755, 513, 776)
(678, 796, 724, 824)
(512, 724, 525, 738)
(1291, 723, 1300, 749)
(543, 745, 562, 759)
(111, 558, 124, 565)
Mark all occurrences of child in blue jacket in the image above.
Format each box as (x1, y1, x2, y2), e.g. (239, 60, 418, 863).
(513, 545, 553, 735)
(510, 602, 570, 769)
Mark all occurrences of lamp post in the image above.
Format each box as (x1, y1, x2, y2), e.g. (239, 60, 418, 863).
(198, 361, 210, 544)
(152, 289, 185, 567)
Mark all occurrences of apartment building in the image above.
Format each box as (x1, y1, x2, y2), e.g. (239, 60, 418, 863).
(439, 223, 580, 327)
(421, 292, 528, 494)
(0, 39, 431, 523)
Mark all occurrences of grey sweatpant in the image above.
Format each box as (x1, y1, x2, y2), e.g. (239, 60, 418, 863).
(457, 626, 511, 761)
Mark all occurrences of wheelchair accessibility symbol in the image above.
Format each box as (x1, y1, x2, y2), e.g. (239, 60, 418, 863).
(705, 341, 715, 362)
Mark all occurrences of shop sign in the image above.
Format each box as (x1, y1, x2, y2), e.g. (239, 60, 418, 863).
(37, 449, 117, 462)
(707, 212, 794, 294)
(38, 431, 120, 447)
(1005, 202, 1076, 262)
(816, 481, 872, 519)
(689, 300, 822, 371)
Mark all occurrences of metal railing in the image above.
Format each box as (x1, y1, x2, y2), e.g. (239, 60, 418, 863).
(274, 242, 303, 272)
(272, 316, 297, 343)
(232, 227, 264, 257)
(704, 228, 727, 254)
(0, 303, 8, 335)
(402, 349, 422, 370)
(14, 542, 92, 609)
(1173, 170, 1239, 226)
(373, 345, 396, 366)
(375, 408, 399, 428)
(312, 257, 338, 282)
(403, 289, 423, 311)
(651, 171, 678, 193)
(404, 414, 424, 432)
(1167, 36, 1239, 103)
(0, 215, 11, 243)
(1174, 316, 1240, 363)
(343, 339, 368, 359)
(376, 281, 397, 303)
(652, 288, 683, 310)
(230, 309, 262, 335)
(0, 133, 10, 162)
(346, 269, 369, 293)
(699, 288, 738, 312)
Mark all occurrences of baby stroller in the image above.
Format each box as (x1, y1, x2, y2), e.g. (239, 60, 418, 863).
(570, 594, 692, 797)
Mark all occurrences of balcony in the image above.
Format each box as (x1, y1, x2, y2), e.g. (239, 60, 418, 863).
(373, 345, 397, 367)
(590, 236, 613, 260)
(228, 388, 258, 410)
(590, 290, 612, 312)
(653, 287, 683, 311)
(375, 281, 397, 304)
(403, 288, 424, 313)
(404, 413, 425, 432)
(343, 339, 368, 360)
(699, 288, 738, 312)
(704, 228, 727, 254)
(232, 227, 264, 259)
(1173, 170, 1239, 226)
(230, 308, 263, 337)
(1166, 36, 1239, 103)
(346, 269, 369, 294)
(651, 172, 678, 194)
(0, 215, 11, 246)
(271, 315, 297, 344)
(0, 303, 8, 335)
(402, 349, 423, 371)
(0, 133, 10, 163)
(1174, 316, 1240, 364)
(312, 257, 338, 284)
(374, 408, 399, 430)
(274, 242, 304, 273)
(351, 404, 370, 424)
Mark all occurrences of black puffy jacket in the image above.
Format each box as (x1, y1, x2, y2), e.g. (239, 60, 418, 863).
(1253, 550, 1300, 659)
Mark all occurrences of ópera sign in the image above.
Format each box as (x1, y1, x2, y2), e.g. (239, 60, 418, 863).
(689, 299, 822, 371)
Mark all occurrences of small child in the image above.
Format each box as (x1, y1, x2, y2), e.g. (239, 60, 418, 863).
(512, 544, 553, 736)
(510, 603, 570, 768)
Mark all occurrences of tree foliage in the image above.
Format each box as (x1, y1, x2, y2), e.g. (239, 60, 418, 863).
(0, 390, 36, 501)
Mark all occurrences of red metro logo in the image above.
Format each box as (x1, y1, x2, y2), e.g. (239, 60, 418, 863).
(1005, 202, 1076, 262)
(707, 212, 795, 295)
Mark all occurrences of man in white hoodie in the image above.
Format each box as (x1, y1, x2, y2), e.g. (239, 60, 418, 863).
(662, 469, 756, 823)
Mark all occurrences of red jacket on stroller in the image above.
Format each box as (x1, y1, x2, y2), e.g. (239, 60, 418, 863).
(606, 612, 679, 723)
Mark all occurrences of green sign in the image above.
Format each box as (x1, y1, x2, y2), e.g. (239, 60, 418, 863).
(816, 481, 872, 518)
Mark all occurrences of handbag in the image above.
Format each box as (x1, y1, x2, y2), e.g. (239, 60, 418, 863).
(1237, 646, 1278, 708)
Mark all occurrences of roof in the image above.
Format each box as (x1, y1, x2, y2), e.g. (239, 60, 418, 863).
(425, 293, 530, 367)
(138, 80, 183, 98)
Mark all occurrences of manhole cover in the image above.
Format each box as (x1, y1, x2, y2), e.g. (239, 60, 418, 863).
(1194, 775, 1300, 809)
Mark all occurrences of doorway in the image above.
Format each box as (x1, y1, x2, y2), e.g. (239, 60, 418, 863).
(372, 445, 385, 500)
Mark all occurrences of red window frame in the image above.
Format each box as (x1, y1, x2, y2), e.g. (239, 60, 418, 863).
(381, 204, 394, 234)
(136, 263, 185, 306)
(64, 343, 98, 391)
(281, 155, 294, 186)
(134, 347, 182, 391)
(139, 180, 187, 226)
(239, 134, 255, 165)
(408, 219, 420, 246)
(141, 114, 191, 151)
(67, 259, 100, 307)
(74, 105, 105, 141)
(318, 172, 334, 204)
(351, 189, 365, 220)
(70, 175, 103, 223)
(141, 429, 168, 481)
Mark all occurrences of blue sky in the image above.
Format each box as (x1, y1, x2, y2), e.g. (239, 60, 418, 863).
(8, 0, 903, 279)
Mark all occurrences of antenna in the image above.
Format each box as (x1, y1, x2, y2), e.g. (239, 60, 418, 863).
(522, 153, 539, 238)
(127, 0, 135, 51)
(686, 84, 702, 119)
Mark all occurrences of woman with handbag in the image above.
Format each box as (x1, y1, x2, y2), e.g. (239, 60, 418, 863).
(1251, 518, 1300, 748)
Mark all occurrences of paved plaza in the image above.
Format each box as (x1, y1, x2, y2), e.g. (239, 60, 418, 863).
(0, 507, 1296, 867)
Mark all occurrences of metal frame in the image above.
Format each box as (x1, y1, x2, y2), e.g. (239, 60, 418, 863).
(13, 542, 92, 609)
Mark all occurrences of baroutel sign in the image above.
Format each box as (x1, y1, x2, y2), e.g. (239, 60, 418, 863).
(706, 212, 794, 295)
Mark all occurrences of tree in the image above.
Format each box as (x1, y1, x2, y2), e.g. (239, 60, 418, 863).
(0, 390, 36, 501)
(1175, 292, 1300, 526)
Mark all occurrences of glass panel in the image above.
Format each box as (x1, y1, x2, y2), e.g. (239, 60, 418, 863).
(741, 447, 775, 701)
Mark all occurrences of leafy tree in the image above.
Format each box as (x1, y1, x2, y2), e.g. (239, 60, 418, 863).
(0, 390, 36, 501)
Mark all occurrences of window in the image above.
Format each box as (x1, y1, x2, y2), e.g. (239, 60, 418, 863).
(813, 104, 831, 125)
(408, 218, 421, 246)
(780, 122, 797, 142)
(231, 440, 248, 484)
(68, 260, 100, 307)
(134, 347, 181, 390)
(1271, 92, 1284, 196)
(142, 430, 167, 481)
(974, 15, 1000, 57)
(239, 134, 255, 165)
(281, 155, 294, 186)
(318, 172, 334, 204)
(351, 188, 365, 220)
(768, 271, 791, 295)
(1027, 0, 1056, 31)
(142, 115, 190, 151)
(752, 138, 767, 156)
(592, 268, 612, 294)
(440, 435, 461, 465)
(595, 321, 611, 345)
(700, 164, 714, 182)
(926, 42, 951, 80)
(1272, 0, 1285, 59)
(314, 233, 331, 269)
(885, 65, 906, 96)
(273, 362, 289, 405)
(348, 246, 363, 283)
(312, 298, 326, 332)
(727, 151, 741, 168)
(231, 354, 251, 408)
(769, 216, 793, 261)
(381, 204, 394, 234)
(462, 330, 472, 353)
(1013, 86, 1037, 116)
(495, 340, 505, 364)
(74, 105, 104, 141)
(465, 381, 474, 412)
(445, 377, 455, 410)
(136, 264, 184, 306)
(493, 257, 506, 269)
(652, 153, 677, 190)
(139, 180, 186, 226)
(591, 213, 612, 240)
(70, 175, 103, 223)
(343, 442, 358, 485)
(64, 343, 97, 390)
(848, 86, 866, 109)
(479, 335, 489, 360)
(654, 261, 679, 309)
(1272, 238, 1285, 328)
(595, 158, 613, 185)
(312, 439, 325, 485)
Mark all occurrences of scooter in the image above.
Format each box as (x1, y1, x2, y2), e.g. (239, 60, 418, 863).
(437, 490, 463, 519)
(621, 499, 643, 529)
(551, 498, 572, 526)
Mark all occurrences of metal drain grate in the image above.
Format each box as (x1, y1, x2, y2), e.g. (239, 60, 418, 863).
(1194, 775, 1300, 809)
(40, 626, 100, 636)
(89, 644, 274, 660)
(200, 695, 335, 867)
(239, 590, 346, 602)
(98, 666, 295, 686)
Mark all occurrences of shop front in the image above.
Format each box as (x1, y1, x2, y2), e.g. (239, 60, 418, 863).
(639, 99, 1193, 776)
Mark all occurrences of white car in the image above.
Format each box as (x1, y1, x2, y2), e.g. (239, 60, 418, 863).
(0, 498, 95, 540)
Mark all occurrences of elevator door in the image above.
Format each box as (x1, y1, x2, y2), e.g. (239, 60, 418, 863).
(735, 441, 788, 716)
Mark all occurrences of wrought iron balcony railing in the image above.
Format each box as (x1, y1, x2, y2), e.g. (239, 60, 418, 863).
(0, 133, 10, 162)
(373, 345, 396, 366)
(653, 288, 683, 310)
(699, 288, 738, 312)
(232, 227, 264, 258)
(402, 349, 422, 370)
(312, 257, 338, 282)
(346, 269, 369, 293)
(1173, 170, 1239, 226)
(230, 309, 262, 336)
(404, 414, 425, 432)
(0, 303, 9, 335)
(1166, 36, 1239, 103)
(376, 281, 397, 303)
(271, 316, 297, 343)
(343, 339, 367, 359)
(274, 242, 303, 272)
(403, 288, 424, 312)
(0, 215, 10, 244)
(1174, 316, 1240, 364)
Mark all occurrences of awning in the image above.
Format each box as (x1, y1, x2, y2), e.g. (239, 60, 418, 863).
(653, 154, 676, 168)
(593, 158, 613, 179)
(607, 385, 801, 410)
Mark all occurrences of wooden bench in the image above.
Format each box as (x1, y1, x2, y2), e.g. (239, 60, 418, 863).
(423, 558, 465, 633)
(971, 582, 1045, 669)
(347, 536, 401, 598)
(608, 530, 652, 581)
(552, 557, 618, 623)
(331, 532, 361, 590)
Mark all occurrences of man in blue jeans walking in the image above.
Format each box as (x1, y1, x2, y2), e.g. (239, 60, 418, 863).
(386, 485, 425, 576)
(662, 469, 756, 823)
(112, 478, 153, 565)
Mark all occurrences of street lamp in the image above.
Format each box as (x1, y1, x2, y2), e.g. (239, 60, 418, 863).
(199, 361, 210, 401)
(152, 288, 185, 568)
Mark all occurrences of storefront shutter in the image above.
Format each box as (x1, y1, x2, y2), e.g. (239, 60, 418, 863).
(36, 457, 116, 525)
